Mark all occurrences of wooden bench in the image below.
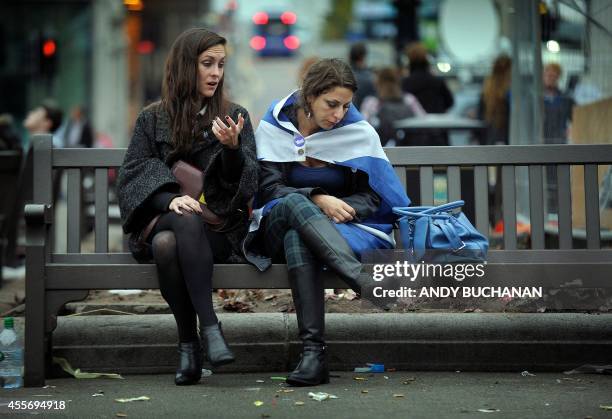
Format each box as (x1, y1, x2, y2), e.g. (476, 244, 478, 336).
(0, 149, 27, 287)
(24, 134, 612, 386)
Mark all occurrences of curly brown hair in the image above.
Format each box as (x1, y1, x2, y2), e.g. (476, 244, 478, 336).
(162, 28, 228, 158)
(299, 58, 357, 114)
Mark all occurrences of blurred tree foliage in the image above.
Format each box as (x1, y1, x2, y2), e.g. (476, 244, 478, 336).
(322, 0, 353, 40)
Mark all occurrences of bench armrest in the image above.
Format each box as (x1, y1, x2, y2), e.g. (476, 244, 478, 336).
(25, 204, 53, 226)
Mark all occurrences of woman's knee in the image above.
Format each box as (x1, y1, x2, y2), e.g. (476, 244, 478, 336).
(278, 193, 310, 209)
(151, 231, 177, 264)
(166, 212, 204, 235)
(275, 193, 321, 222)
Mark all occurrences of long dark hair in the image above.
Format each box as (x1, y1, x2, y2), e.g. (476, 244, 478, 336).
(299, 58, 357, 114)
(482, 54, 511, 130)
(162, 28, 228, 158)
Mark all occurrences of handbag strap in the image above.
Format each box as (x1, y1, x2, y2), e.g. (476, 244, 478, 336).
(401, 211, 465, 257)
(412, 216, 429, 259)
(437, 218, 465, 251)
(398, 216, 412, 250)
(393, 200, 464, 218)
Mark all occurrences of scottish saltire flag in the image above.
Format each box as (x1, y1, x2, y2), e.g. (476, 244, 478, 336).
(251, 90, 411, 255)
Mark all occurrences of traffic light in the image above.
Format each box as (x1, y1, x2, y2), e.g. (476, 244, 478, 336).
(39, 35, 57, 77)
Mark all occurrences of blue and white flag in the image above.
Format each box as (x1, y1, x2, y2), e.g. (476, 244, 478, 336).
(251, 90, 411, 255)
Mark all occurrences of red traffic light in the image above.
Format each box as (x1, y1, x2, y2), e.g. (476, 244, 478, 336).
(137, 40, 155, 55)
(249, 36, 266, 51)
(252, 12, 269, 25)
(42, 39, 56, 57)
(280, 11, 297, 25)
(283, 35, 300, 50)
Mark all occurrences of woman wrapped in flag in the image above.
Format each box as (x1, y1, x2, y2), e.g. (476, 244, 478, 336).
(243, 58, 410, 386)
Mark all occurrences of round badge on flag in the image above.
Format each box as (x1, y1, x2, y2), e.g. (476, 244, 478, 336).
(294, 136, 305, 147)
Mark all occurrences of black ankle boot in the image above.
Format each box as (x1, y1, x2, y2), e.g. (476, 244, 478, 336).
(286, 264, 330, 386)
(200, 322, 235, 367)
(175, 341, 203, 385)
(287, 344, 330, 386)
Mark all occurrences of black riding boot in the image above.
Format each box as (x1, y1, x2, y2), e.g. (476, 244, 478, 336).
(286, 264, 330, 386)
(199, 322, 236, 367)
(175, 341, 203, 385)
(297, 217, 370, 294)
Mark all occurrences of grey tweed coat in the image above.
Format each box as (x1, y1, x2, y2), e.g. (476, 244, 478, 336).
(117, 101, 258, 262)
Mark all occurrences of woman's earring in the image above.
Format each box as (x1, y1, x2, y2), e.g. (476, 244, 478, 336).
(306, 110, 312, 119)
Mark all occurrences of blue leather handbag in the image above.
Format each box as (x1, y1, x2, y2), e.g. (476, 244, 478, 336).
(392, 201, 489, 263)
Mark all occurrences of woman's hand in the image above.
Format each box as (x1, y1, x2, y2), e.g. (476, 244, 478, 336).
(169, 195, 203, 215)
(212, 113, 244, 149)
(311, 194, 356, 223)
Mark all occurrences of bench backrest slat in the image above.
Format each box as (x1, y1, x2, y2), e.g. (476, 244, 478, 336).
(584, 164, 601, 249)
(66, 168, 82, 253)
(419, 166, 434, 205)
(557, 164, 573, 249)
(501, 165, 517, 250)
(393, 167, 406, 192)
(446, 166, 461, 202)
(94, 168, 109, 253)
(528, 165, 545, 249)
(474, 166, 489, 240)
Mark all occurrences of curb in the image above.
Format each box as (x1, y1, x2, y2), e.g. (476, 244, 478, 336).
(46, 313, 612, 374)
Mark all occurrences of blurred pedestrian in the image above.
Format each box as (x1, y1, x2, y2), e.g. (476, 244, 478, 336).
(360, 67, 425, 146)
(477, 54, 511, 145)
(117, 28, 258, 386)
(62, 105, 94, 148)
(543, 62, 574, 144)
(23, 100, 63, 147)
(542, 62, 575, 213)
(477, 54, 512, 227)
(349, 42, 376, 110)
(401, 42, 453, 145)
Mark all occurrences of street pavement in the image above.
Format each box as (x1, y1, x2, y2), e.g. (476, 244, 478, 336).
(2, 371, 611, 418)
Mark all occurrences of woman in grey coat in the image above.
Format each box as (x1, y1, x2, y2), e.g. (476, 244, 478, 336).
(117, 28, 258, 385)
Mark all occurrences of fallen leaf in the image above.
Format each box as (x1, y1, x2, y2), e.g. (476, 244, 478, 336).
(295, 401, 305, 406)
(353, 377, 368, 381)
(361, 390, 369, 394)
(477, 408, 500, 413)
(253, 401, 264, 407)
(116, 414, 127, 418)
(393, 394, 404, 398)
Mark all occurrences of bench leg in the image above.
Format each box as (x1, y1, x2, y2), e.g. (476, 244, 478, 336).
(25, 243, 46, 387)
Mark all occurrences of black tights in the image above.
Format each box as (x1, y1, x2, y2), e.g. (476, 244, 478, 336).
(150, 212, 231, 343)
